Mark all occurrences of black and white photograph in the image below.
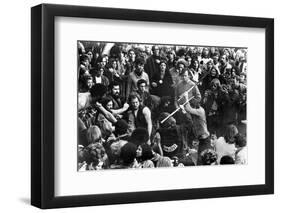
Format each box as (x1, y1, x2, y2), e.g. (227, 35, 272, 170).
(77, 41, 247, 171)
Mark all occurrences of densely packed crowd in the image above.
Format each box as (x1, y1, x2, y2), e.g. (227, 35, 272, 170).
(77, 41, 247, 171)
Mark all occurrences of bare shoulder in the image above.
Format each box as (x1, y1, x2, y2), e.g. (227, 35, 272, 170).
(142, 106, 151, 114)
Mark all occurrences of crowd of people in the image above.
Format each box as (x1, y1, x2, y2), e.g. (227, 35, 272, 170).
(77, 41, 247, 171)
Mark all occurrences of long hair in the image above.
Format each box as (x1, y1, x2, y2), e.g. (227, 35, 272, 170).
(86, 125, 102, 144)
(140, 143, 154, 161)
(224, 124, 238, 144)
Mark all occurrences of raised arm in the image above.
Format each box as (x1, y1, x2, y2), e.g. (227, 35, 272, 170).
(184, 102, 204, 117)
(111, 103, 129, 115)
(96, 102, 117, 123)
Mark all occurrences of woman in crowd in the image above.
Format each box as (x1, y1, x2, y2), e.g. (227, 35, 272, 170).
(150, 60, 174, 98)
(189, 58, 202, 83)
(136, 143, 155, 168)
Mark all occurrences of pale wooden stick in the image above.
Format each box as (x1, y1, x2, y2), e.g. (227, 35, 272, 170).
(177, 85, 195, 102)
(160, 96, 194, 124)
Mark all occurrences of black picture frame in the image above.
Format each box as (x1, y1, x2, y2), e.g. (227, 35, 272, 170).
(31, 3, 274, 209)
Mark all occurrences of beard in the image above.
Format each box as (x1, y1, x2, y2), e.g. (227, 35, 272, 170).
(112, 92, 119, 98)
(135, 70, 143, 76)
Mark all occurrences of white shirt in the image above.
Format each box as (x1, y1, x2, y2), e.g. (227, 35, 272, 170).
(95, 76, 102, 84)
(214, 137, 237, 164)
(235, 146, 248, 165)
(78, 92, 91, 110)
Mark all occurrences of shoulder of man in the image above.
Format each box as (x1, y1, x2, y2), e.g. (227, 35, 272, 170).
(142, 106, 151, 113)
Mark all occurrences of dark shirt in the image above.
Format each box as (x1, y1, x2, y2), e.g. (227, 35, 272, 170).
(151, 71, 174, 98)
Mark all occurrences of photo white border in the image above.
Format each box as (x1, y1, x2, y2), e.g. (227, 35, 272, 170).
(55, 17, 265, 196)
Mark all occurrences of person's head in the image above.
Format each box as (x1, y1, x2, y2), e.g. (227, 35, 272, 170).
(128, 49, 136, 62)
(137, 79, 148, 93)
(159, 96, 171, 108)
(114, 119, 129, 136)
(144, 45, 152, 55)
(159, 60, 167, 73)
(86, 76, 94, 89)
(223, 48, 231, 58)
(86, 50, 93, 61)
(239, 72, 247, 83)
(79, 65, 89, 77)
(191, 59, 199, 70)
(201, 149, 217, 165)
(180, 68, 191, 83)
(212, 53, 220, 64)
(210, 67, 219, 77)
(80, 74, 93, 91)
(78, 145, 85, 163)
(177, 62, 185, 73)
(135, 57, 145, 76)
(210, 47, 216, 54)
(185, 56, 192, 67)
(224, 124, 239, 144)
(167, 50, 176, 61)
(109, 45, 122, 59)
(177, 48, 186, 58)
(206, 60, 214, 70)
(159, 112, 176, 128)
(202, 47, 209, 58)
(84, 143, 108, 170)
(108, 58, 118, 70)
(99, 55, 108, 67)
(96, 64, 104, 77)
(136, 143, 154, 160)
(220, 54, 228, 65)
(234, 133, 247, 148)
(176, 59, 188, 72)
(86, 125, 102, 144)
(239, 55, 246, 63)
(109, 82, 120, 98)
(80, 54, 90, 67)
(231, 77, 240, 89)
(101, 97, 113, 111)
(220, 155, 235, 165)
(130, 128, 149, 146)
(120, 142, 137, 166)
(129, 93, 141, 110)
(152, 45, 160, 57)
(89, 84, 107, 101)
(210, 78, 221, 91)
(111, 59, 118, 69)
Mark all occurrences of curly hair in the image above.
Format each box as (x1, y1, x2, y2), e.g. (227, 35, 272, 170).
(83, 143, 108, 169)
(201, 149, 217, 165)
